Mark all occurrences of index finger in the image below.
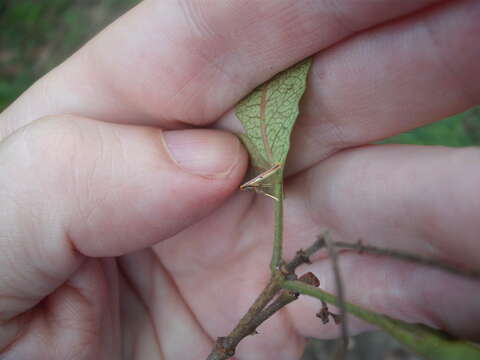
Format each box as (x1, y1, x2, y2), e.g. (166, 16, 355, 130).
(0, 0, 440, 139)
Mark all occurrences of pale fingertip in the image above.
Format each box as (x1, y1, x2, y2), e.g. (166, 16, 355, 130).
(163, 129, 243, 178)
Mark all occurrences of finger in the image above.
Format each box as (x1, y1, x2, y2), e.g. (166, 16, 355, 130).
(0, 114, 246, 324)
(287, 144, 480, 269)
(0, 0, 440, 138)
(284, 144, 480, 339)
(287, 0, 480, 173)
(1, 259, 120, 358)
(118, 250, 216, 359)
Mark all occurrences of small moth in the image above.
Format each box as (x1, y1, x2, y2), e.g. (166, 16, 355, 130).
(240, 163, 281, 201)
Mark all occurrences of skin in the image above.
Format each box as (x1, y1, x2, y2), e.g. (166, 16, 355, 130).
(0, 0, 479, 359)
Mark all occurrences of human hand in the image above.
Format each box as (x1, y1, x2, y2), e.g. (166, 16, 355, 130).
(0, 1, 479, 359)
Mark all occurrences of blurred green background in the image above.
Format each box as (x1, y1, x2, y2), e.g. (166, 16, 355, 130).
(0, 0, 138, 110)
(0, 2, 478, 359)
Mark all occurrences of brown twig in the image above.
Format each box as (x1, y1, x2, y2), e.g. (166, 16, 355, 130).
(206, 271, 322, 360)
(207, 232, 480, 359)
(248, 290, 299, 332)
(333, 240, 480, 279)
(248, 273, 320, 334)
(316, 300, 330, 324)
(206, 235, 327, 360)
(206, 277, 281, 360)
(282, 233, 327, 274)
(324, 235, 349, 360)
(316, 300, 342, 325)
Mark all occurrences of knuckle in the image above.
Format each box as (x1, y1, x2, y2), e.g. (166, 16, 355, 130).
(1, 114, 87, 201)
(24, 115, 83, 180)
(24, 114, 82, 154)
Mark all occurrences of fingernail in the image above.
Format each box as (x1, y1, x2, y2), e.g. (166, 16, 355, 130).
(163, 129, 240, 177)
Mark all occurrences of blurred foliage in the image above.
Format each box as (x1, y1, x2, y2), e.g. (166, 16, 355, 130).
(1, 0, 479, 144)
(0, 0, 139, 110)
(380, 107, 480, 147)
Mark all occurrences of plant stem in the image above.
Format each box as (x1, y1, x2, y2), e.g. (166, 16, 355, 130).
(282, 281, 480, 360)
(205, 237, 325, 360)
(247, 290, 298, 332)
(206, 276, 281, 360)
(247, 273, 321, 332)
(270, 181, 283, 272)
(324, 236, 348, 360)
(283, 234, 326, 274)
(282, 281, 340, 310)
(232, 276, 280, 332)
(333, 240, 480, 279)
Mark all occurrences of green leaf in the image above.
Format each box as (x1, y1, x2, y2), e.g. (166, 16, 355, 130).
(235, 58, 312, 169)
(235, 58, 311, 270)
(237, 133, 271, 172)
(282, 281, 480, 360)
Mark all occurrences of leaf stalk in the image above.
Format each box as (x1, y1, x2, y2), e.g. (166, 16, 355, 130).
(270, 180, 284, 272)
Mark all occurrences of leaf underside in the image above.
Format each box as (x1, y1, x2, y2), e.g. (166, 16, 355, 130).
(236, 57, 312, 172)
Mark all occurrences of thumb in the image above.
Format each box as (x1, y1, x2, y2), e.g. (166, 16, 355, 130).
(0, 114, 246, 321)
